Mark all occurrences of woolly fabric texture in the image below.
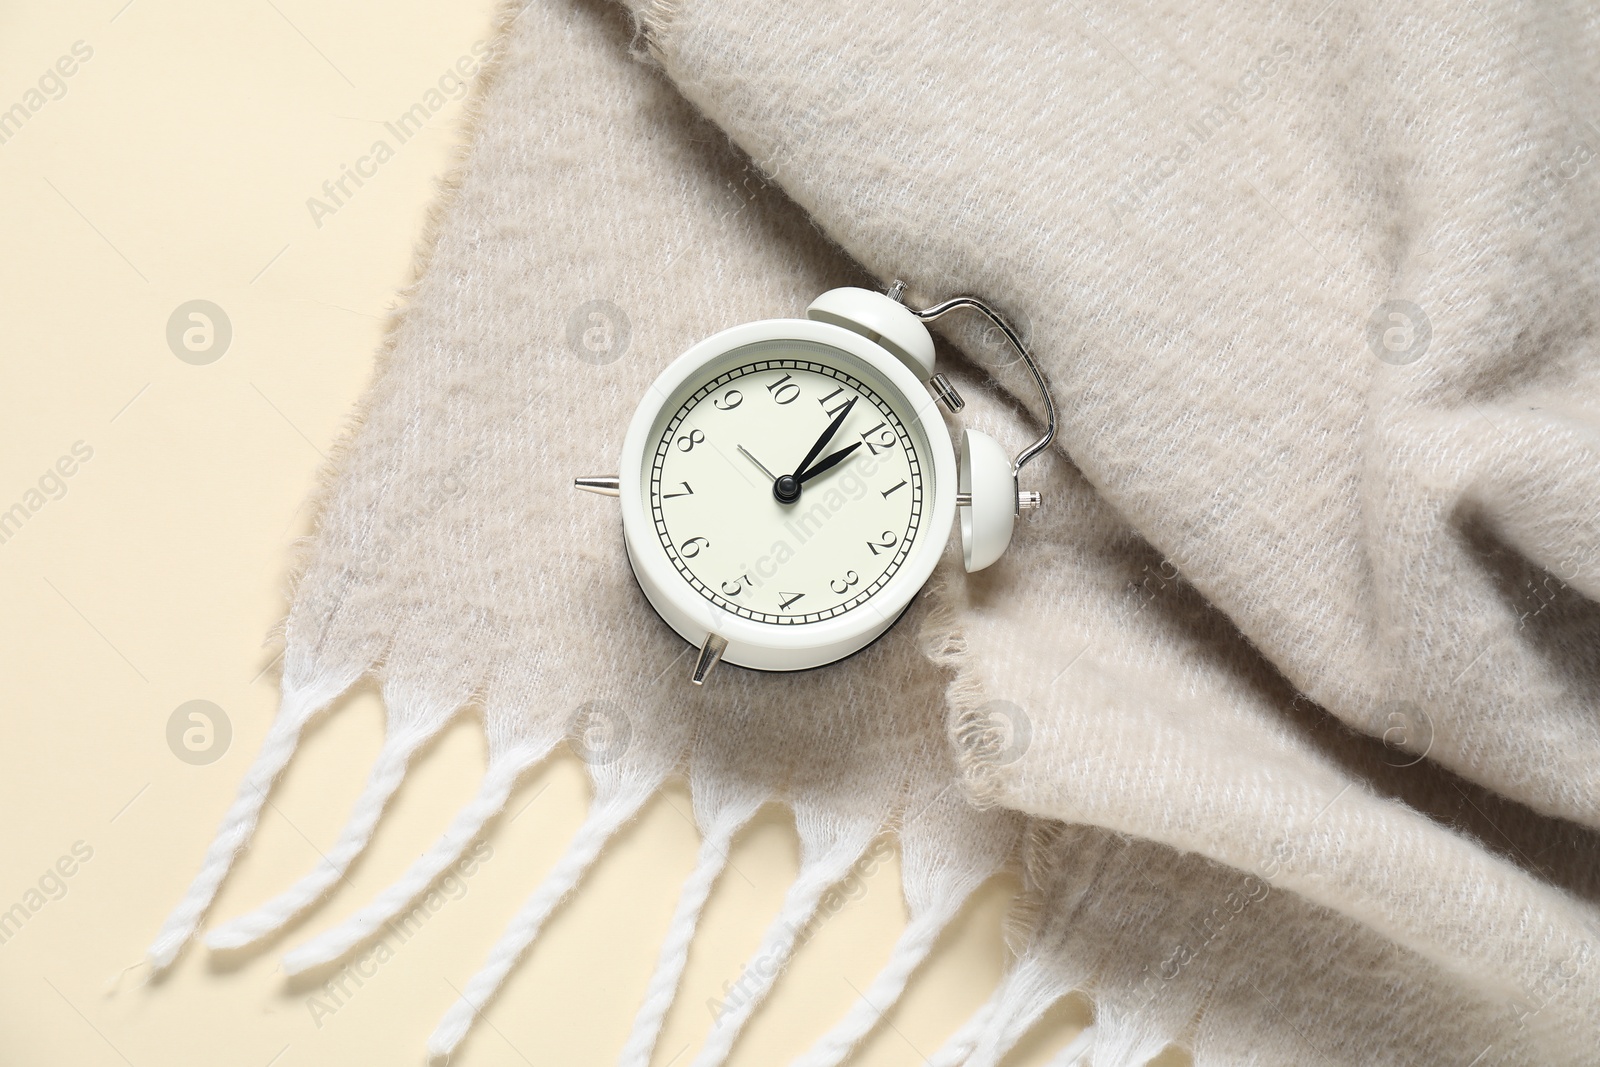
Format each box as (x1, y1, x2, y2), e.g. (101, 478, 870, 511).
(149, 0, 1600, 1064)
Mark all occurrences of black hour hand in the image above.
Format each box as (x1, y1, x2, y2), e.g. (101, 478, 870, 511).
(796, 442, 861, 484)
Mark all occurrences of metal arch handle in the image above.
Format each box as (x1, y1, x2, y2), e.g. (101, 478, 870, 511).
(887, 281, 1056, 474)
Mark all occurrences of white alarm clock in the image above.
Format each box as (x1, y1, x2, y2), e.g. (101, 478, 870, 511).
(576, 283, 1054, 683)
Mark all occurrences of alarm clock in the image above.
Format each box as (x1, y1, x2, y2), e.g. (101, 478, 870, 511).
(576, 282, 1055, 683)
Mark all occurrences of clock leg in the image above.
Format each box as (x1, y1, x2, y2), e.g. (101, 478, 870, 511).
(691, 633, 728, 685)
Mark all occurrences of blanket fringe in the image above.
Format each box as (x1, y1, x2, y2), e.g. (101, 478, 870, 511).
(282, 739, 549, 975)
(427, 780, 658, 1061)
(618, 793, 766, 1067)
(790, 900, 960, 1067)
(1046, 1024, 1096, 1066)
(149, 668, 1146, 1067)
(206, 684, 462, 951)
(925, 982, 1003, 1067)
(963, 955, 1074, 1067)
(689, 827, 880, 1067)
(146, 669, 358, 970)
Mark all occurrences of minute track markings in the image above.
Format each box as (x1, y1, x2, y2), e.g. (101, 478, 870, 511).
(648, 356, 922, 626)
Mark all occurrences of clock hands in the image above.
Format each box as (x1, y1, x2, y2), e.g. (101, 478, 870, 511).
(774, 395, 857, 504)
(796, 441, 861, 484)
(794, 395, 857, 479)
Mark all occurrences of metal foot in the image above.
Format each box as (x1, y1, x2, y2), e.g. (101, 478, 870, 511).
(691, 633, 728, 685)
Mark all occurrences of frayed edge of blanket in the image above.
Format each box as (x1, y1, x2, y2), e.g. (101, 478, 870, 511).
(918, 563, 1086, 940)
(919, 563, 1016, 811)
(621, 0, 681, 65)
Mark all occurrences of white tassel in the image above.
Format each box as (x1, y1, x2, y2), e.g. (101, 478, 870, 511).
(206, 722, 432, 951)
(964, 956, 1068, 1067)
(146, 677, 345, 970)
(617, 803, 758, 1067)
(689, 840, 869, 1067)
(789, 899, 958, 1067)
(924, 989, 1001, 1067)
(281, 747, 542, 975)
(1045, 1025, 1095, 1066)
(427, 782, 654, 1060)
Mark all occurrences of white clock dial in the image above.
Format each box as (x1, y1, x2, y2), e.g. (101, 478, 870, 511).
(646, 347, 927, 626)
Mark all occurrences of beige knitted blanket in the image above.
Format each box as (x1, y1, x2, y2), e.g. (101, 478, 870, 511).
(147, 0, 1600, 1063)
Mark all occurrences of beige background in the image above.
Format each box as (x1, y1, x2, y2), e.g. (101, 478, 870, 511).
(0, 2, 1100, 1063)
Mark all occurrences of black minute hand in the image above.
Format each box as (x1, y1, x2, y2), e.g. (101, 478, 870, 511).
(792, 395, 857, 480)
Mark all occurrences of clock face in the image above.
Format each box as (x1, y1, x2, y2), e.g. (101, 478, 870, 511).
(644, 340, 930, 626)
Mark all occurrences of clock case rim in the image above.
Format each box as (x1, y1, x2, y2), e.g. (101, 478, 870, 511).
(618, 316, 957, 672)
